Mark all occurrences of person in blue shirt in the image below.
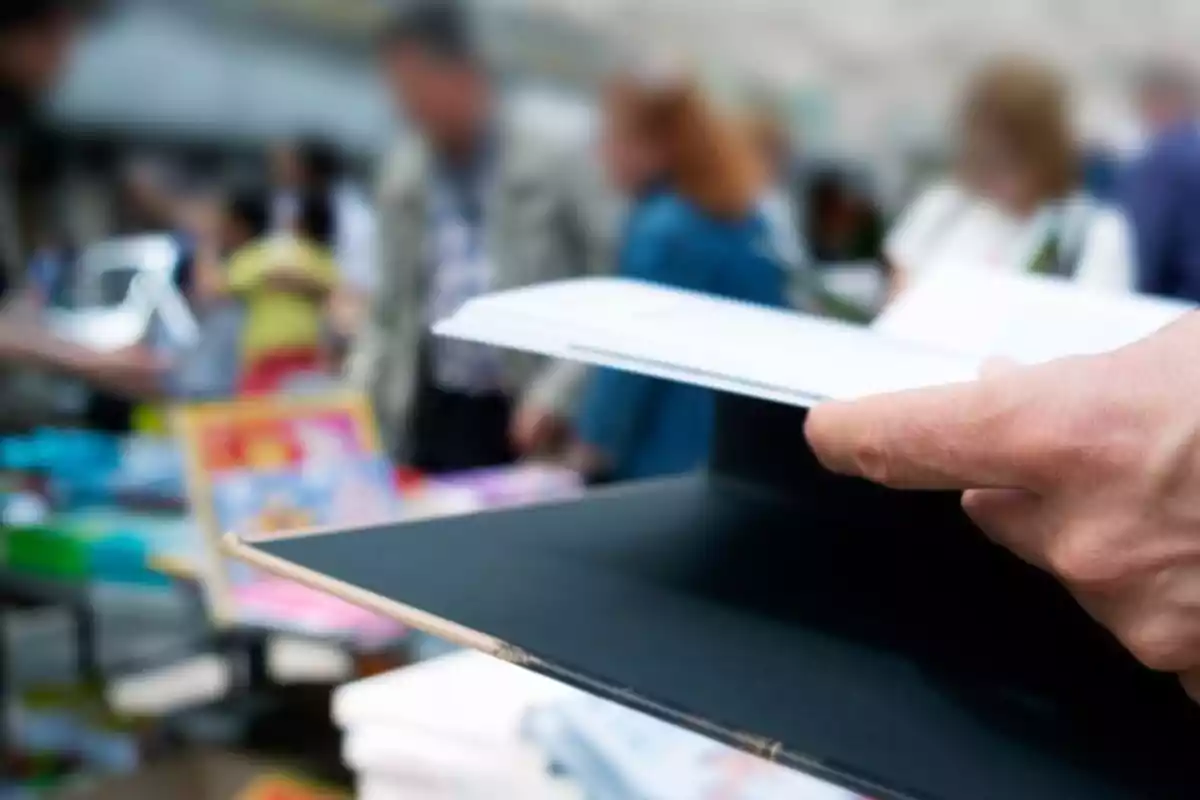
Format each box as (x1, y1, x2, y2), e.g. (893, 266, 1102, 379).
(1123, 62, 1200, 302)
(570, 68, 787, 482)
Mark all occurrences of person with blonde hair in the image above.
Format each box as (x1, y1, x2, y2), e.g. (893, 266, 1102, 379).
(887, 56, 1134, 298)
(569, 67, 787, 481)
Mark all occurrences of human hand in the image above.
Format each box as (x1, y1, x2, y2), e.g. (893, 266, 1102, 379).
(510, 405, 569, 456)
(804, 313, 1200, 701)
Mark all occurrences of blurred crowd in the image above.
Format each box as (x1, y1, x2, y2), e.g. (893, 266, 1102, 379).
(3, 0, 1200, 483)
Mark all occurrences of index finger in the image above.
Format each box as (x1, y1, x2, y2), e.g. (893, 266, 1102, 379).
(804, 374, 1040, 491)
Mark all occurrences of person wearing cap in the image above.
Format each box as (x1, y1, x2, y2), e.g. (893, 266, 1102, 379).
(1123, 61, 1200, 303)
(349, 1, 614, 471)
(0, 0, 165, 430)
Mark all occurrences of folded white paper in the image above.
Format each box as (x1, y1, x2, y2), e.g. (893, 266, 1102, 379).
(875, 269, 1192, 363)
(434, 278, 981, 407)
(436, 275, 1195, 407)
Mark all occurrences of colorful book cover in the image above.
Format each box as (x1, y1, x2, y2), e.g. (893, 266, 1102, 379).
(209, 457, 397, 538)
(175, 394, 405, 644)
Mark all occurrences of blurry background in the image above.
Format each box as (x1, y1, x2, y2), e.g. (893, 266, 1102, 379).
(36, 0, 1189, 247)
(42, 0, 605, 245)
(2, 1, 1195, 798)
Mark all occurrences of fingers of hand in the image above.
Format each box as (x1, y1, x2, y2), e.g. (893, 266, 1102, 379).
(1085, 567, 1200, 674)
(805, 377, 1036, 490)
(1182, 669, 1200, 703)
(805, 353, 1113, 492)
(969, 488, 1200, 678)
(962, 488, 1054, 570)
(964, 487, 1147, 593)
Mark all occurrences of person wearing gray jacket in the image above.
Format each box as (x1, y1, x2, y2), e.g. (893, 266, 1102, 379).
(348, 3, 613, 470)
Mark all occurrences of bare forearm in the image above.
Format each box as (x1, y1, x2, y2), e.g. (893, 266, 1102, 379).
(0, 313, 79, 372)
(0, 309, 165, 398)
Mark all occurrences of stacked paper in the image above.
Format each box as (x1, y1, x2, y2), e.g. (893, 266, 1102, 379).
(525, 694, 861, 800)
(336, 651, 862, 800)
(333, 652, 580, 800)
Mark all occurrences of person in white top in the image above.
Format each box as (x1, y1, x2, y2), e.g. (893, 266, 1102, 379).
(887, 57, 1135, 299)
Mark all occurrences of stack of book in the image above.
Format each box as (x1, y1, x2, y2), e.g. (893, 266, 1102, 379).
(525, 693, 859, 800)
(332, 652, 579, 800)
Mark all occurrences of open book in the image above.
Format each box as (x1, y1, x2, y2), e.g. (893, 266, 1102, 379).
(227, 272, 1200, 800)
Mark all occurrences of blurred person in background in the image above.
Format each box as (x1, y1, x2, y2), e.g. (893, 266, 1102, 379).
(1081, 144, 1122, 205)
(171, 185, 242, 400)
(115, 156, 198, 289)
(117, 156, 182, 234)
(0, 0, 166, 427)
(270, 137, 377, 334)
(746, 107, 812, 309)
(268, 139, 310, 233)
(190, 187, 268, 308)
(291, 187, 350, 376)
(1123, 61, 1200, 303)
(805, 167, 884, 264)
(87, 155, 197, 432)
(350, 1, 612, 472)
(25, 221, 73, 309)
(221, 189, 336, 396)
(886, 57, 1134, 300)
(567, 68, 786, 483)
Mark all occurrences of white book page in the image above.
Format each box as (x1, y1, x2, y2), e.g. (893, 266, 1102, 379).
(435, 278, 981, 407)
(875, 268, 1193, 363)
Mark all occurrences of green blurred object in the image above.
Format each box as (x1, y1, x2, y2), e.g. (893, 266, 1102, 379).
(1028, 228, 1063, 276)
(2, 524, 91, 580)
